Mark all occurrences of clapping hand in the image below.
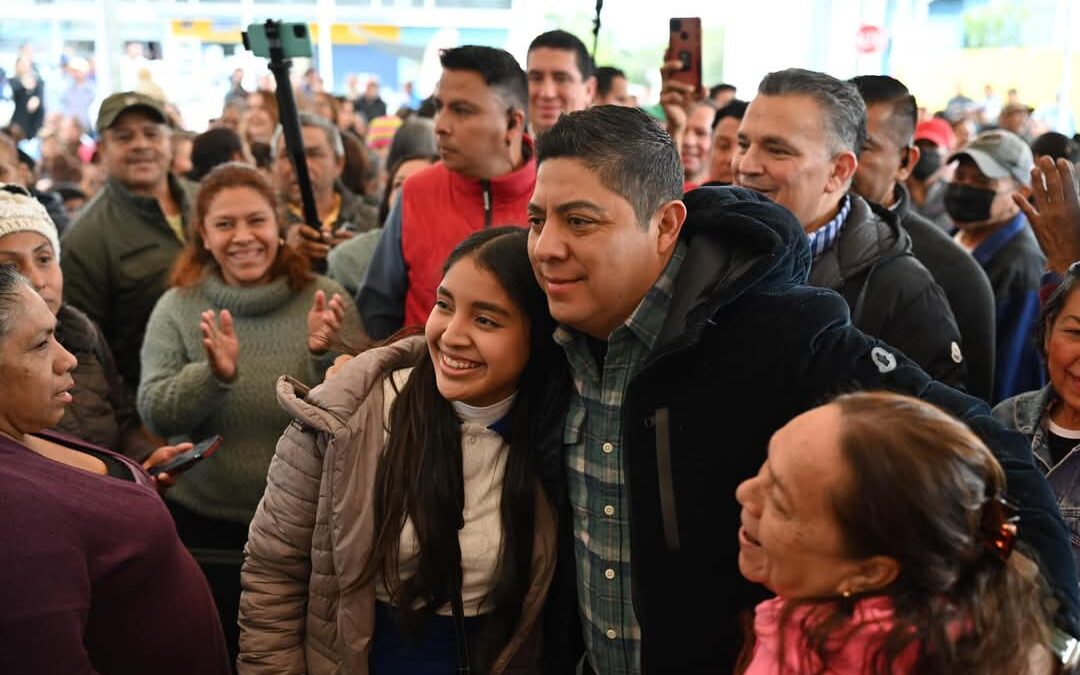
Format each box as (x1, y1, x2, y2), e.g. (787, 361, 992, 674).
(1014, 156, 1080, 274)
(201, 309, 239, 383)
(307, 290, 347, 354)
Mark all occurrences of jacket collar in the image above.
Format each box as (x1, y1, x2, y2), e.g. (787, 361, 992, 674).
(447, 135, 537, 203)
(651, 186, 809, 351)
(970, 212, 1027, 267)
(104, 172, 192, 225)
(808, 193, 910, 291)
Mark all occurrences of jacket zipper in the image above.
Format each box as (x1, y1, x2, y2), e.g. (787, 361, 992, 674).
(482, 180, 492, 229)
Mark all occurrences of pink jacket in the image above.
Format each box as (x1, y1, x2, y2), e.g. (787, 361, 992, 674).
(744, 596, 916, 675)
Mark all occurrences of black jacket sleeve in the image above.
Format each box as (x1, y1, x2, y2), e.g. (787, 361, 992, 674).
(799, 289, 1080, 633)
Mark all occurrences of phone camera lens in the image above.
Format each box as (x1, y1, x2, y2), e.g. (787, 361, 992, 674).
(293, 25, 306, 38)
(681, 31, 689, 40)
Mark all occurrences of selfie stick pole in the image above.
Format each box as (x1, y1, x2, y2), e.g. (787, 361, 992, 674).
(592, 0, 603, 59)
(260, 20, 325, 272)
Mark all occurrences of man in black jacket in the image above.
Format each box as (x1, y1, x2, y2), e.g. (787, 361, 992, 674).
(527, 104, 1078, 674)
(850, 75, 998, 402)
(734, 69, 966, 389)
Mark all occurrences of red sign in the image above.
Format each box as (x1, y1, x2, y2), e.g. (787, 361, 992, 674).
(856, 24, 886, 54)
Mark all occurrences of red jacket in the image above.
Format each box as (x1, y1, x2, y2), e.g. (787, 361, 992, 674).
(400, 141, 537, 327)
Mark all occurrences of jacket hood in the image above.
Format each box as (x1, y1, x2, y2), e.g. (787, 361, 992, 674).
(809, 194, 911, 290)
(656, 186, 808, 347)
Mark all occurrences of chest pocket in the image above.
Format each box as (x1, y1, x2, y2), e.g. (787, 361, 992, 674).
(116, 242, 172, 290)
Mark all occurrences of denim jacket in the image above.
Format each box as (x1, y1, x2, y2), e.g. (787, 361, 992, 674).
(994, 386, 1080, 576)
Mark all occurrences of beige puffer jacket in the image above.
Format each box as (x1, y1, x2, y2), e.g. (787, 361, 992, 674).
(237, 336, 558, 675)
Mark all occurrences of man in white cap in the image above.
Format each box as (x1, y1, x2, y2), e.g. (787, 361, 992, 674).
(947, 129, 1042, 402)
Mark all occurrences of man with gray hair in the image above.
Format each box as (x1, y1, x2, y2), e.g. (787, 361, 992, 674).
(273, 112, 379, 264)
(734, 68, 966, 388)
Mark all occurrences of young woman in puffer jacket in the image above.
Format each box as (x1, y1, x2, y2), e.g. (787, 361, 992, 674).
(238, 227, 571, 675)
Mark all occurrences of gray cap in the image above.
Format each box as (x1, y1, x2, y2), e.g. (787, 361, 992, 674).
(96, 91, 168, 135)
(948, 129, 1034, 186)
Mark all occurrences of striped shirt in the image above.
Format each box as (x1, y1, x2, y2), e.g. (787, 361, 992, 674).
(806, 194, 850, 261)
(554, 241, 687, 675)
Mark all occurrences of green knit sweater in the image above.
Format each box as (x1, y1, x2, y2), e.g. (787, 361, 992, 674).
(137, 272, 359, 524)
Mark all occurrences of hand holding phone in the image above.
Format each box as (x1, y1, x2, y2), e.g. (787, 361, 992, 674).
(666, 18, 703, 98)
(146, 435, 223, 477)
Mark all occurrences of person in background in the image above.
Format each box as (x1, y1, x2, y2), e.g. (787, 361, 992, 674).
(526, 30, 595, 135)
(735, 69, 965, 388)
(61, 92, 193, 388)
(355, 77, 388, 123)
(357, 45, 535, 340)
(274, 112, 379, 265)
(952, 115, 977, 152)
(850, 75, 997, 401)
(241, 89, 279, 149)
(59, 57, 95, 132)
(593, 66, 632, 107)
(239, 227, 571, 674)
(707, 99, 746, 185)
(906, 118, 956, 230)
(994, 268, 1080, 574)
(0, 134, 71, 235)
(137, 163, 360, 663)
(737, 391, 1056, 675)
(709, 83, 737, 108)
(999, 102, 1034, 143)
(189, 127, 248, 182)
(10, 56, 45, 140)
(947, 130, 1044, 403)
(659, 60, 716, 190)
(170, 130, 195, 179)
(0, 264, 233, 675)
(1032, 132, 1080, 164)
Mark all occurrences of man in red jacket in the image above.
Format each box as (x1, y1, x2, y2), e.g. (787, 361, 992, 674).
(357, 46, 534, 338)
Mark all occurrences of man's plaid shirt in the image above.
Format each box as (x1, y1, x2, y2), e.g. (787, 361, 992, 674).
(553, 241, 687, 675)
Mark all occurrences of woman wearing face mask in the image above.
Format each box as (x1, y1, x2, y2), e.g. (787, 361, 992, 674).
(994, 266, 1080, 572)
(238, 227, 570, 675)
(137, 162, 360, 663)
(736, 391, 1058, 675)
(0, 265, 231, 675)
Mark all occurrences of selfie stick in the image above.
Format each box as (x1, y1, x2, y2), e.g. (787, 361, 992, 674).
(592, 0, 603, 58)
(251, 20, 325, 272)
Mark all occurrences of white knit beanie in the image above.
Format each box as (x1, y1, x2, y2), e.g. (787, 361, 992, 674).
(0, 184, 62, 259)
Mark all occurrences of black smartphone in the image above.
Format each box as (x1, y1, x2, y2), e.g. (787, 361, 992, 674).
(146, 435, 223, 476)
(667, 17, 703, 97)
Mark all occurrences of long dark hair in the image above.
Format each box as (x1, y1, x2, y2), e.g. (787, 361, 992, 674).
(358, 226, 562, 672)
(774, 392, 1055, 675)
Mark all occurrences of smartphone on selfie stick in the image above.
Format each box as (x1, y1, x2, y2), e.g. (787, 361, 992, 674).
(146, 435, 224, 476)
(242, 21, 327, 273)
(667, 17, 703, 98)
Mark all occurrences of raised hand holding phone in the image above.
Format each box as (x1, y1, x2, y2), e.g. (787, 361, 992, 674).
(661, 18, 703, 148)
(201, 309, 239, 383)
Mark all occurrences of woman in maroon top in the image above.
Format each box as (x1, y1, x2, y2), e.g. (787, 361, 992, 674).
(0, 265, 231, 675)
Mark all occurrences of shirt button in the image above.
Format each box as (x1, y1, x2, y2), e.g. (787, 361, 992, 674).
(602, 442, 614, 454)
(603, 505, 615, 517)
(606, 629, 617, 640)
(604, 568, 616, 580)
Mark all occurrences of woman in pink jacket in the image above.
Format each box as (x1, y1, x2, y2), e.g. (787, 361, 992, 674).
(735, 391, 1058, 675)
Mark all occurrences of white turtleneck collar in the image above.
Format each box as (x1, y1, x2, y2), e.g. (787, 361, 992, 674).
(451, 392, 516, 429)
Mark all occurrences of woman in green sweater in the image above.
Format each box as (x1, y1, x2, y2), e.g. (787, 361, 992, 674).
(137, 162, 360, 662)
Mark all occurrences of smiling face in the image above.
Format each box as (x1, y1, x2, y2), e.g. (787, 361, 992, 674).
(709, 115, 740, 183)
(99, 109, 171, 193)
(735, 404, 871, 599)
(1046, 288, 1080, 421)
(526, 47, 595, 134)
(0, 231, 63, 315)
(0, 284, 78, 438)
(199, 186, 281, 287)
(425, 256, 531, 407)
(527, 157, 684, 339)
(681, 103, 715, 183)
(734, 94, 855, 232)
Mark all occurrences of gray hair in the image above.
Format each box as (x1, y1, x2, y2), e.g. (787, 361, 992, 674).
(0, 265, 30, 341)
(758, 68, 867, 156)
(270, 112, 345, 160)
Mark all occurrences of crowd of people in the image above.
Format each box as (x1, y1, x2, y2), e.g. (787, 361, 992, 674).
(2, 24, 1080, 675)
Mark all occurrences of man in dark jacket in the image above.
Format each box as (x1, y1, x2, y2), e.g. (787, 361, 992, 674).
(527, 105, 1078, 674)
(60, 92, 193, 387)
(734, 69, 965, 389)
(948, 130, 1046, 403)
(850, 75, 997, 401)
